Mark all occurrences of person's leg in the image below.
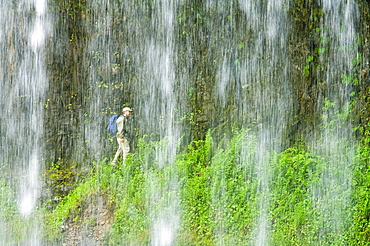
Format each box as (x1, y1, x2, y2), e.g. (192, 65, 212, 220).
(112, 138, 123, 165)
(121, 139, 130, 163)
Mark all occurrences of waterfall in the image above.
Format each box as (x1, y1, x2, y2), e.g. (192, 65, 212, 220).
(140, 2, 182, 245)
(310, 0, 359, 242)
(0, 0, 51, 244)
(211, 0, 292, 244)
(84, 0, 185, 244)
(0, 0, 367, 245)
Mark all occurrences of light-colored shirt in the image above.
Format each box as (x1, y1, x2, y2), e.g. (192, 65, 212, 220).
(116, 115, 127, 139)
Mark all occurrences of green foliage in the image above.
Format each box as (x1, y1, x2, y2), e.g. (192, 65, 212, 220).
(0, 178, 21, 243)
(209, 128, 257, 245)
(44, 160, 84, 204)
(0, 166, 46, 244)
(303, 55, 314, 76)
(270, 146, 322, 245)
(106, 157, 148, 245)
(44, 171, 98, 241)
(350, 144, 370, 245)
(41, 127, 370, 245)
(177, 136, 213, 244)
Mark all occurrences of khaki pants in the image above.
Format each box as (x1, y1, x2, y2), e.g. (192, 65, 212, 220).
(112, 138, 130, 164)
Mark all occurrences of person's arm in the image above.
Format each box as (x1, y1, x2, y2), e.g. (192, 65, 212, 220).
(116, 116, 125, 139)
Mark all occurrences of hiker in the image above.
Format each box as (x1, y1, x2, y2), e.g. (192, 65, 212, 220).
(112, 107, 133, 165)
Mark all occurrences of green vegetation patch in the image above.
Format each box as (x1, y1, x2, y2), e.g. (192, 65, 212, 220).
(42, 127, 370, 245)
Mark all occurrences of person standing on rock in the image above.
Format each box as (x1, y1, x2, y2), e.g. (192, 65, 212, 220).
(112, 107, 133, 165)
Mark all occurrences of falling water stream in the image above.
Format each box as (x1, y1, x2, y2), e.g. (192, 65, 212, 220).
(140, 2, 182, 245)
(211, 0, 291, 245)
(84, 0, 185, 245)
(0, 0, 50, 245)
(310, 0, 359, 242)
(0, 0, 365, 245)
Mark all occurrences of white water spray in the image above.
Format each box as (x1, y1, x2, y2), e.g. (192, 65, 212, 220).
(18, 0, 50, 218)
(239, 1, 290, 245)
(0, 0, 50, 244)
(143, 2, 182, 245)
(310, 0, 359, 242)
(85, 0, 184, 244)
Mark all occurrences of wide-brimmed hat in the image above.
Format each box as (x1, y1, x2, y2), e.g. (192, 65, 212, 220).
(122, 107, 133, 112)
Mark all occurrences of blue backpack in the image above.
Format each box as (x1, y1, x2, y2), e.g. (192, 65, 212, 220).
(108, 114, 121, 136)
